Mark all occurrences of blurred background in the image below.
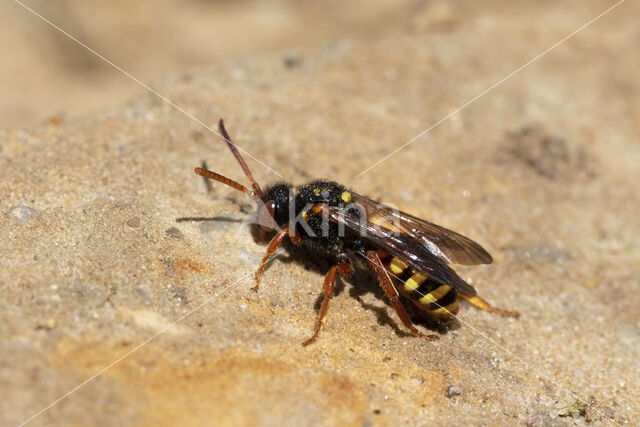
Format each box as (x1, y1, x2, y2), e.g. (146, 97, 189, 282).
(7, 1, 632, 129)
(1, 0, 433, 128)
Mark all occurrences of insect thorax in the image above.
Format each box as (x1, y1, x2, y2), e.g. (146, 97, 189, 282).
(295, 180, 350, 211)
(262, 180, 364, 255)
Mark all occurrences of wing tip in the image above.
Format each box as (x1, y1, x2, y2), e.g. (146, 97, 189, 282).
(451, 273, 477, 295)
(470, 245, 493, 265)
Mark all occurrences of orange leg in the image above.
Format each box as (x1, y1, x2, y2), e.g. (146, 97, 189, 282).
(302, 262, 352, 346)
(458, 292, 520, 318)
(365, 251, 438, 340)
(254, 227, 289, 291)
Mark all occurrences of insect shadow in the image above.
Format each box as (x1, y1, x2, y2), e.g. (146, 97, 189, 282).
(175, 213, 455, 338)
(247, 225, 455, 337)
(176, 215, 243, 223)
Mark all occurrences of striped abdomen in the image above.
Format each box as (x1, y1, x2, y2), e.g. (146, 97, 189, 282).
(386, 256, 460, 320)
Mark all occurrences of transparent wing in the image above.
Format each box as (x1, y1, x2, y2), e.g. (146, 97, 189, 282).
(351, 193, 493, 265)
(322, 205, 477, 295)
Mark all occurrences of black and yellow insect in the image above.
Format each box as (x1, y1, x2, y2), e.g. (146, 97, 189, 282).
(196, 119, 518, 345)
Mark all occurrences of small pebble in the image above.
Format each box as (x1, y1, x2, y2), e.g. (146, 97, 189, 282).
(446, 385, 462, 397)
(126, 217, 141, 228)
(8, 206, 40, 224)
(135, 285, 153, 305)
(35, 318, 56, 330)
(283, 54, 301, 68)
(165, 227, 183, 239)
(191, 130, 204, 142)
(171, 286, 189, 305)
(411, 376, 424, 385)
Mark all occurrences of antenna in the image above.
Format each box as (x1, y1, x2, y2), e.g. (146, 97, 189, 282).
(218, 119, 263, 198)
(194, 167, 255, 198)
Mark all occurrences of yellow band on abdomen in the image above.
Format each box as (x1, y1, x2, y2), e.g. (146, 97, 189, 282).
(389, 257, 408, 275)
(430, 300, 460, 317)
(419, 285, 451, 305)
(404, 272, 428, 291)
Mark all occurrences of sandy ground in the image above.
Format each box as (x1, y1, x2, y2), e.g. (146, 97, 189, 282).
(1, 1, 639, 426)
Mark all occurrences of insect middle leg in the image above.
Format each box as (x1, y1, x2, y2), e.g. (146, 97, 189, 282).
(365, 250, 438, 340)
(458, 292, 520, 318)
(302, 262, 352, 346)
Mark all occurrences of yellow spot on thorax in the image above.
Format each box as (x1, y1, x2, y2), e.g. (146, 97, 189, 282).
(419, 285, 451, 305)
(341, 191, 352, 203)
(404, 272, 427, 291)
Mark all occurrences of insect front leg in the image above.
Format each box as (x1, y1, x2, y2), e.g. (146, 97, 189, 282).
(458, 292, 520, 318)
(302, 259, 353, 346)
(365, 250, 438, 341)
(254, 227, 292, 291)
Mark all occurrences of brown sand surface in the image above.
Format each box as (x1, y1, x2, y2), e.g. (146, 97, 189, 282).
(1, 1, 638, 426)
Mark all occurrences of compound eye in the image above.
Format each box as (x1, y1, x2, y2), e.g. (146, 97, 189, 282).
(266, 200, 276, 217)
(257, 200, 277, 229)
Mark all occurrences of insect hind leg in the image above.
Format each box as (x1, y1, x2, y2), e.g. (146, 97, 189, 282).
(365, 250, 438, 341)
(458, 292, 519, 318)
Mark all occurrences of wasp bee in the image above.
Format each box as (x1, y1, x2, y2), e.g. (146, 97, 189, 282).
(195, 120, 518, 345)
